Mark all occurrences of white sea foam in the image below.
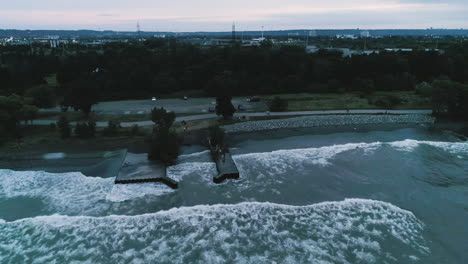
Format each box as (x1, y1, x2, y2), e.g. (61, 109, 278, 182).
(0, 163, 213, 211)
(234, 139, 468, 172)
(107, 161, 217, 202)
(0, 199, 429, 264)
(0, 169, 114, 215)
(167, 162, 217, 182)
(390, 139, 468, 154)
(1, 140, 465, 215)
(234, 142, 382, 171)
(106, 183, 175, 202)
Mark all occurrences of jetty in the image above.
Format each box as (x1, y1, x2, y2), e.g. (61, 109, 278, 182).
(114, 161, 179, 189)
(210, 148, 240, 184)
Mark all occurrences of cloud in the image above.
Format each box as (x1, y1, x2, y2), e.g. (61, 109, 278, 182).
(97, 13, 118, 17)
(0, 0, 467, 31)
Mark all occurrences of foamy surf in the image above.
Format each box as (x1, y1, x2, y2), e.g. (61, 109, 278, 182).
(0, 162, 216, 211)
(0, 169, 114, 215)
(1, 140, 465, 212)
(167, 161, 217, 182)
(233, 139, 468, 169)
(0, 199, 429, 264)
(106, 182, 175, 202)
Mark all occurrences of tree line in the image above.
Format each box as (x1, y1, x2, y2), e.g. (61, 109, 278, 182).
(1, 37, 467, 141)
(1, 38, 467, 100)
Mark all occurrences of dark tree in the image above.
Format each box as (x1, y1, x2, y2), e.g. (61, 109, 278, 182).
(216, 96, 236, 120)
(0, 95, 38, 137)
(102, 121, 120, 137)
(374, 95, 402, 109)
(20, 104, 39, 124)
(148, 126, 180, 164)
(57, 116, 71, 139)
(431, 79, 468, 119)
(208, 124, 225, 148)
(75, 121, 96, 139)
(269, 96, 289, 112)
(0, 66, 13, 95)
(148, 107, 180, 163)
(63, 77, 98, 116)
(25, 85, 56, 109)
(151, 107, 176, 127)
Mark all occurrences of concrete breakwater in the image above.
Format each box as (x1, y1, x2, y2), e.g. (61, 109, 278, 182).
(114, 171, 179, 189)
(212, 151, 240, 184)
(223, 114, 435, 133)
(115, 158, 179, 189)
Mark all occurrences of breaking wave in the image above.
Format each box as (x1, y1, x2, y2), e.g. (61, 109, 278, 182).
(233, 139, 467, 170)
(0, 162, 216, 214)
(1, 139, 465, 212)
(0, 199, 429, 264)
(0, 169, 114, 215)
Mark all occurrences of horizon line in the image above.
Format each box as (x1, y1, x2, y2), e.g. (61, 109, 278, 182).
(1, 28, 467, 33)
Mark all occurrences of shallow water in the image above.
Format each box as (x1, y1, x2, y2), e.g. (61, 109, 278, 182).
(1, 127, 467, 263)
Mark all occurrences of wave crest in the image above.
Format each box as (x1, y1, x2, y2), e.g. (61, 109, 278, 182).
(0, 199, 429, 264)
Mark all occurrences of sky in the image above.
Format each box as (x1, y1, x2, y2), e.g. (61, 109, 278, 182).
(1, 0, 467, 31)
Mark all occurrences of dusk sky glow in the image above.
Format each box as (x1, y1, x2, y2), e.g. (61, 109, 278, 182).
(1, 0, 467, 31)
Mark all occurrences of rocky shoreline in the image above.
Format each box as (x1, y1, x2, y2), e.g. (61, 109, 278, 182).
(223, 114, 435, 133)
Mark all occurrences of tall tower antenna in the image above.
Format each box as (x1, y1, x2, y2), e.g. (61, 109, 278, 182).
(137, 21, 141, 35)
(364, 35, 367, 50)
(261, 26, 264, 39)
(232, 21, 236, 41)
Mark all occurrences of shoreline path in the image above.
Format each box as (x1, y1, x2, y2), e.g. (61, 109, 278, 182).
(31, 109, 432, 128)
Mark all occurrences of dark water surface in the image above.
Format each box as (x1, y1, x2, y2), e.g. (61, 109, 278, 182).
(1, 127, 467, 263)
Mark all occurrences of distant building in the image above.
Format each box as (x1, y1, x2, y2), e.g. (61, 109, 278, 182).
(385, 48, 413, 52)
(309, 30, 317, 37)
(360, 31, 370, 38)
(336, 34, 357, 39)
(252, 37, 265, 42)
(307, 47, 379, 57)
(50, 40, 58, 48)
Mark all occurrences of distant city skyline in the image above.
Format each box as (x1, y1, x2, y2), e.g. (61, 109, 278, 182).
(1, 0, 467, 31)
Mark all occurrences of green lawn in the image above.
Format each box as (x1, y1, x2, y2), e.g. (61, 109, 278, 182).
(262, 91, 431, 111)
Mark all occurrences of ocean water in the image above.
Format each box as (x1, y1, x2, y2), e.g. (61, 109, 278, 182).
(0, 127, 467, 263)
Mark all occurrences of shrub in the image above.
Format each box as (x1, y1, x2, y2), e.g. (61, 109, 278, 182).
(102, 121, 119, 137)
(75, 121, 96, 139)
(60, 104, 69, 112)
(130, 125, 140, 136)
(374, 95, 402, 109)
(208, 124, 225, 148)
(269, 97, 288, 112)
(216, 96, 236, 120)
(415, 82, 433, 98)
(353, 78, 375, 94)
(57, 116, 71, 139)
(151, 107, 176, 127)
(25, 85, 56, 109)
(148, 126, 180, 165)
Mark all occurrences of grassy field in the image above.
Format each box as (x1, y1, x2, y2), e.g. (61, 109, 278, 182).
(262, 91, 431, 111)
(36, 91, 431, 124)
(0, 125, 151, 153)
